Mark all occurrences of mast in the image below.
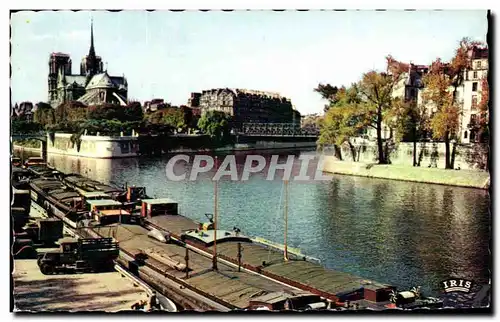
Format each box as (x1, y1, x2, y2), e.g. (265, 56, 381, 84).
(213, 156, 218, 270)
(284, 179, 289, 261)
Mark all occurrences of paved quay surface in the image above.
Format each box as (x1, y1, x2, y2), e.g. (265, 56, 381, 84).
(13, 259, 149, 312)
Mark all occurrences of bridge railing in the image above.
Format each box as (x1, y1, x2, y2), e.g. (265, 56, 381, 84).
(235, 123, 319, 137)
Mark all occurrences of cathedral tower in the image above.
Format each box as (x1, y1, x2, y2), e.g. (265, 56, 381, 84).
(80, 19, 103, 77)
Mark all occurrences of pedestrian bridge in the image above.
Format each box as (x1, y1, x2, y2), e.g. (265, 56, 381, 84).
(236, 123, 319, 138)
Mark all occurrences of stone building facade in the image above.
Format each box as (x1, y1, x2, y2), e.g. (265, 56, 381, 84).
(47, 20, 127, 107)
(190, 88, 300, 127)
(368, 46, 489, 144)
(459, 47, 488, 143)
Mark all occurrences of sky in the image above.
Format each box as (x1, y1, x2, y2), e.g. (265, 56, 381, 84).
(10, 10, 488, 115)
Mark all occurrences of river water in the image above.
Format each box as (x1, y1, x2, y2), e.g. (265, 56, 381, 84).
(16, 149, 491, 299)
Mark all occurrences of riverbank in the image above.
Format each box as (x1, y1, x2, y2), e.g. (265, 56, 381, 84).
(323, 157, 490, 190)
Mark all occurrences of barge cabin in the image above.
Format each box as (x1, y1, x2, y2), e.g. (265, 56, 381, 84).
(248, 291, 326, 311)
(140, 198, 178, 218)
(87, 199, 132, 225)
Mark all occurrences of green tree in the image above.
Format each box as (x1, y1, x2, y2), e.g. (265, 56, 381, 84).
(162, 107, 186, 130)
(314, 84, 339, 113)
(355, 56, 408, 164)
(197, 110, 230, 142)
(388, 98, 428, 166)
(55, 101, 87, 123)
(33, 102, 55, 129)
(317, 86, 364, 160)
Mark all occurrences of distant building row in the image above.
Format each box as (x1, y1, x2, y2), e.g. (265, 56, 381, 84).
(187, 88, 301, 127)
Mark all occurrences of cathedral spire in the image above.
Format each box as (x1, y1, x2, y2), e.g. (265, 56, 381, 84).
(89, 17, 95, 57)
(85, 17, 99, 77)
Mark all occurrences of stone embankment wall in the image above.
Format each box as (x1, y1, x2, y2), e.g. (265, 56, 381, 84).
(322, 158, 490, 190)
(333, 141, 488, 171)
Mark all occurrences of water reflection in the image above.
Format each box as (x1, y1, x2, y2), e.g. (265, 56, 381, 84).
(17, 150, 490, 296)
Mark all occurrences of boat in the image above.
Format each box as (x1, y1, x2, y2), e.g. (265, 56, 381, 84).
(29, 177, 88, 229)
(247, 290, 327, 311)
(12, 157, 22, 167)
(62, 173, 148, 208)
(23, 157, 46, 168)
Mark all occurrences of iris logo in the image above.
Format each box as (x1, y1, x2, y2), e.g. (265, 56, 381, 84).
(441, 279, 473, 293)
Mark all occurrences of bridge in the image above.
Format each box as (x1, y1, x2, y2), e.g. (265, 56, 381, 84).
(11, 132, 48, 160)
(236, 123, 319, 137)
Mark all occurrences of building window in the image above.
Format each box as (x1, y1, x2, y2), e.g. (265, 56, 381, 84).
(470, 114, 477, 126)
(464, 131, 468, 139)
(472, 96, 478, 110)
(472, 82, 478, 92)
(476, 61, 482, 69)
(473, 71, 478, 79)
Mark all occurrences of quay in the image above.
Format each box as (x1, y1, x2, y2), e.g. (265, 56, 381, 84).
(13, 259, 149, 312)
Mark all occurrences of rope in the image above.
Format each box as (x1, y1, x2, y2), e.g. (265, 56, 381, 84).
(13, 245, 34, 256)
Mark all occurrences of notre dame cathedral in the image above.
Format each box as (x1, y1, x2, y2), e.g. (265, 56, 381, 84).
(47, 20, 128, 108)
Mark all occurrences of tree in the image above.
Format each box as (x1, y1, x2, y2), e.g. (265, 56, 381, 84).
(388, 98, 428, 166)
(55, 101, 87, 123)
(314, 84, 339, 113)
(422, 59, 459, 169)
(33, 102, 56, 129)
(355, 56, 408, 164)
(476, 76, 489, 143)
(162, 107, 186, 130)
(197, 110, 230, 142)
(317, 86, 364, 160)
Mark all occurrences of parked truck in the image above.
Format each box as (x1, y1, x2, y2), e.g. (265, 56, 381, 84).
(37, 237, 119, 275)
(21, 218, 64, 246)
(13, 218, 64, 259)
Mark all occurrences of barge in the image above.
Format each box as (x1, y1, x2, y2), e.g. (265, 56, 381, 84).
(24, 169, 407, 310)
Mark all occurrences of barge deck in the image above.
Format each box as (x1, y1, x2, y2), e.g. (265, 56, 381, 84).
(27, 169, 395, 309)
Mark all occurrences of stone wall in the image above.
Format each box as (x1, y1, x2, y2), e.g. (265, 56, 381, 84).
(322, 158, 490, 190)
(331, 141, 488, 171)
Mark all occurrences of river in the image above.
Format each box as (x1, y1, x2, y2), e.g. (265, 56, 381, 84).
(15, 148, 491, 299)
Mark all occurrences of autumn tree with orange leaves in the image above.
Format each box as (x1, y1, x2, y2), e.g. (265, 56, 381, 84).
(423, 38, 486, 169)
(476, 76, 489, 143)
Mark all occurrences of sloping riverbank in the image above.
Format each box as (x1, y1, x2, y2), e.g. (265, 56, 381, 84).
(323, 157, 490, 190)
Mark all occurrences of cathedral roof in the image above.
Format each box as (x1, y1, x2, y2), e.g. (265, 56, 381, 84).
(86, 72, 116, 89)
(65, 75, 87, 87)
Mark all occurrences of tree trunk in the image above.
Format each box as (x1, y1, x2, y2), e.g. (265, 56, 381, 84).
(444, 132, 451, 169)
(334, 144, 342, 161)
(412, 126, 417, 167)
(348, 141, 356, 161)
(376, 109, 386, 164)
(450, 141, 457, 169)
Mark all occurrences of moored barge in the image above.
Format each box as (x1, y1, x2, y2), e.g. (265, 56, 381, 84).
(31, 171, 400, 309)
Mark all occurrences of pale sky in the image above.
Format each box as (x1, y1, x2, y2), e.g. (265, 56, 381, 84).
(10, 10, 488, 115)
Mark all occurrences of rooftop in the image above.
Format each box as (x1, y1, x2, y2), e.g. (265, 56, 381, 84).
(98, 209, 130, 216)
(86, 199, 122, 207)
(81, 191, 111, 198)
(183, 229, 252, 245)
(142, 198, 178, 205)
